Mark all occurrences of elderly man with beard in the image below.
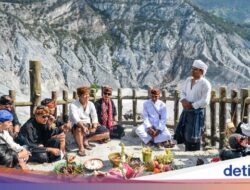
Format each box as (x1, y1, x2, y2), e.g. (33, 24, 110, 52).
(174, 60, 211, 151)
(135, 88, 172, 148)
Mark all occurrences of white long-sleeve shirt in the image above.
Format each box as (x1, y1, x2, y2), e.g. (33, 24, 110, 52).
(69, 100, 98, 125)
(143, 99, 167, 131)
(180, 76, 211, 109)
(0, 130, 23, 152)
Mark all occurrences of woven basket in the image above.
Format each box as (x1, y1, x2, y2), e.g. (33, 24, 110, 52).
(108, 152, 128, 167)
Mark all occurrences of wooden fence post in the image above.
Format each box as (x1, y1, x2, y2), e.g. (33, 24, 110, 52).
(210, 90, 216, 146)
(118, 88, 122, 123)
(241, 88, 249, 123)
(73, 91, 77, 99)
(174, 90, 180, 129)
(219, 87, 226, 149)
(29, 60, 41, 116)
(63, 90, 68, 117)
(51, 91, 57, 117)
(132, 89, 137, 126)
(9, 90, 16, 108)
(90, 88, 97, 102)
(231, 89, 238, 126)
(162, 89, 167, 103)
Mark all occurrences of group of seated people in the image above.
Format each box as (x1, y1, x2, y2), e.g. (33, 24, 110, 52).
(0, 86, 174, 170)
(220, 122, 250, 161)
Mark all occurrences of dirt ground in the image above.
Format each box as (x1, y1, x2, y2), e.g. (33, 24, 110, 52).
(27, 126, 219, 175)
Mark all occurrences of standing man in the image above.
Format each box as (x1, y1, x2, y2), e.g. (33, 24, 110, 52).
(174, 60, 211, 151)
(136, 88, 172, 148)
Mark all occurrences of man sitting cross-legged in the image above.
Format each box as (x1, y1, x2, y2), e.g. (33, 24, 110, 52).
(136, 88, 173, 148)
(0, 109, 30, 169)
(17, 106, 63, 163)
(41, 98, 72, 154)
(69, 86, 110, 157)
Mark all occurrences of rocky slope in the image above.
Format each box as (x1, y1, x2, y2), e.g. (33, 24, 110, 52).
(0, 0, 250, 97)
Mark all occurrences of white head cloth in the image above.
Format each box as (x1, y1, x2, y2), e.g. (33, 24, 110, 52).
(192, 60, 208, 75)
(241, 123, 250, 137)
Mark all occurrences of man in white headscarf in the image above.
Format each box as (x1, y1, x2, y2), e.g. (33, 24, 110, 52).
(174, 60, 211, 151)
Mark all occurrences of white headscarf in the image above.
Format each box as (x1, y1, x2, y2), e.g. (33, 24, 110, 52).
(192, 60, 208, 75)
(240, 123, 250, 137)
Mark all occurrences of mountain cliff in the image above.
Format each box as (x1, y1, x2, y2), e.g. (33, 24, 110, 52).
(0, 0, 250, 96)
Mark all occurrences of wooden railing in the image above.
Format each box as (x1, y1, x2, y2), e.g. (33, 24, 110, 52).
(7, 61, 250, 149)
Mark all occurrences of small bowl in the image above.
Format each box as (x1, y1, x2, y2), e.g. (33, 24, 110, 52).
(128, 157, 142, 168)
(83, 158, 104, 171)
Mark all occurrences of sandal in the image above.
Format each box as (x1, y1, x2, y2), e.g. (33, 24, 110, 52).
(103, 138, 111, 143)
(77, 150, 86, 157)
(88, 143, 96, 147)
(154, 143, 161, 149)
(162, 141, 175, 148)
(84, 144, 92, 150)
(169, 140, 175, 148)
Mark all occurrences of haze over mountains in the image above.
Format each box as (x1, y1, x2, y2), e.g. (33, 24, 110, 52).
(0, 0, 250, 97)
(191, 0, 250, 24)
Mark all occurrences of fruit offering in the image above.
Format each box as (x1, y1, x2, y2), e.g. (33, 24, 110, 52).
(155, 149, 174, 164)
(54, 162, 84, 175)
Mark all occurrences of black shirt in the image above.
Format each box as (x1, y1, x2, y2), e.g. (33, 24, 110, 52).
(17, 118, 62, 149)
(11, 110, 21, 126)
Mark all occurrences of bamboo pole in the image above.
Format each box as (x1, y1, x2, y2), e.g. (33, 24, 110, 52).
(241, 88, 249, 123)
(231, 89, 238, 126)
(219, 87, 226, 149)
(118, 88, 122, 122)
(174, 90, 180, 129)
(29, 60, 41, 116)
(210, 90, 216, 146)
(132, 89, 137, 126)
